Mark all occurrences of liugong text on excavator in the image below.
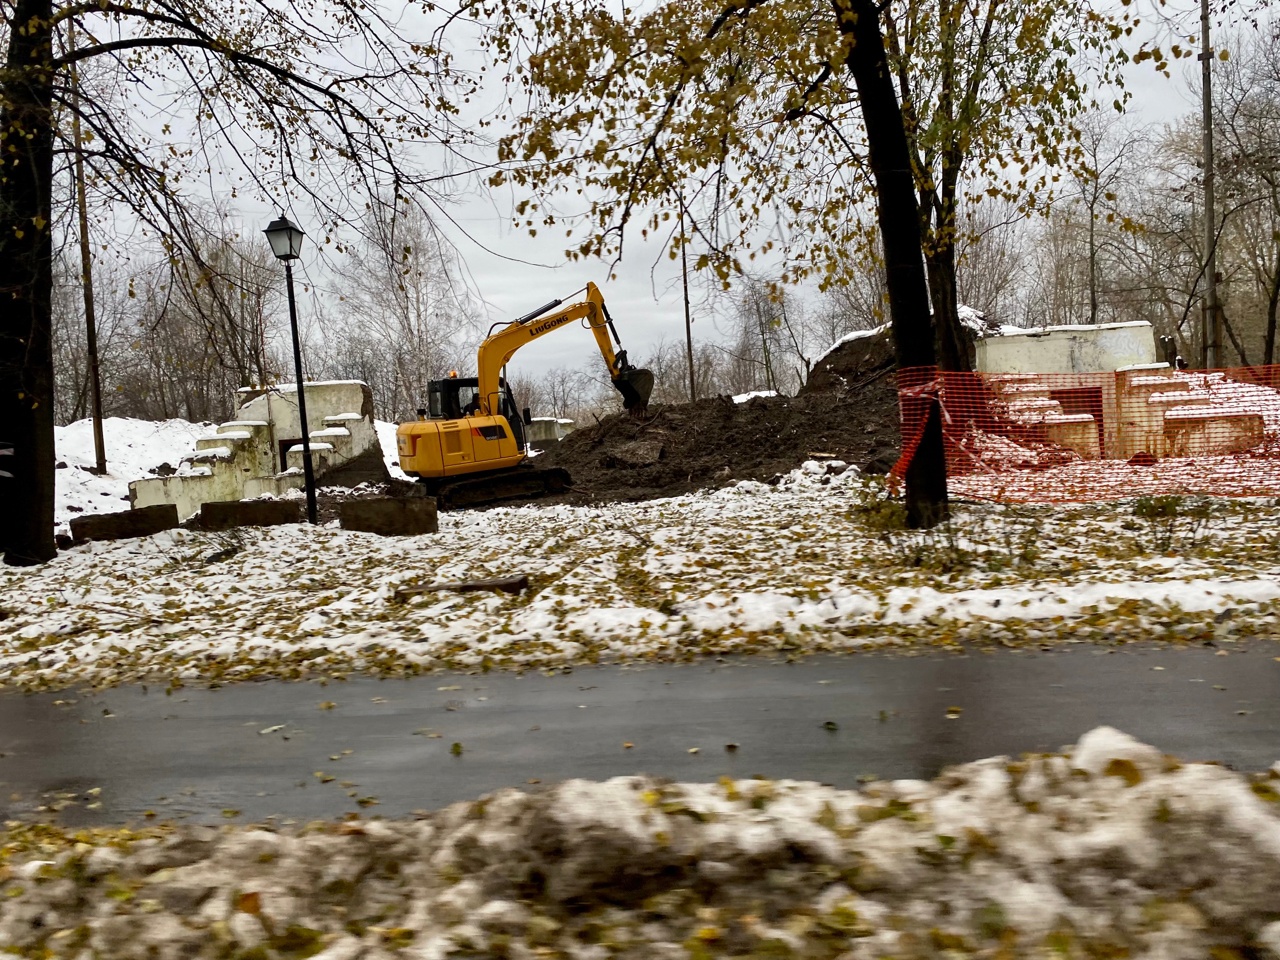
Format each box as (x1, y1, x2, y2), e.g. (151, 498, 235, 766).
(395, 283, 654, 509)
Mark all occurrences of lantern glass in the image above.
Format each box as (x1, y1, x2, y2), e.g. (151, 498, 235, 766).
(263, 216, 305, 261)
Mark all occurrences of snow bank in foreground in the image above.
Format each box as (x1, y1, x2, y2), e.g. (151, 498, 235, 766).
(3, 728, 1279, 959)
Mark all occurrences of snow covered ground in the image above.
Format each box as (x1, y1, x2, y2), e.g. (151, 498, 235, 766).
(1, 727, 1278, 959)
(7, 431, 1280, 690)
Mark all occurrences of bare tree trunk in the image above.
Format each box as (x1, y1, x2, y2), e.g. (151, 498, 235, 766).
(835, 0, 947, 527)
(1265, 255, 1279, 366)
(925, 4, 969, 375)
(1088, 204, 1099, 325)
(0, 0, 56, 565)
(1219, 308, 1250, 366)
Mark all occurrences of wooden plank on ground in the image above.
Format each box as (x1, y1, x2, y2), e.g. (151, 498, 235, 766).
(392, 574, 529, 603)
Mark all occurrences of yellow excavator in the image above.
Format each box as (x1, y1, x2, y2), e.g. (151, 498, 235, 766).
(396, 282, 654, 508)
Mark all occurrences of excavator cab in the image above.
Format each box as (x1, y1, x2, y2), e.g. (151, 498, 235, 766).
(424, 376, 528, 450)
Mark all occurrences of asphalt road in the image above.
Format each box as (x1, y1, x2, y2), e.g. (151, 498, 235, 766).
(1, 643, 1278, 826)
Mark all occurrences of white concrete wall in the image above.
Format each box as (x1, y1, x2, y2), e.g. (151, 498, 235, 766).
(236, 382, 375, 451)
(527, 418, 575, 444)
(130, 472, 234, 523)
(976, 322, 1157, 375)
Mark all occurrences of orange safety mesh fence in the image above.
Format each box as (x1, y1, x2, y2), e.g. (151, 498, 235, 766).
(891, 365, 1280, 503)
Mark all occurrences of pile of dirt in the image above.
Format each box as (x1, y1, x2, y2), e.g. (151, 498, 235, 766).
(535, 329, 901, 506)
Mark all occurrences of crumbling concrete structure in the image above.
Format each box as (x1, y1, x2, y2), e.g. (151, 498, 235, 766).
(129, 381, 388, 521)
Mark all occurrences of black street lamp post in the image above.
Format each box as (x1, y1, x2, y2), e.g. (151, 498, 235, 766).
(263, 215, 318, 525)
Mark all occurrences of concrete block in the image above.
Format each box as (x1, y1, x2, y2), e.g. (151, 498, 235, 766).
(1163, 411, 1264, 458)
(1045, 417, 1101, 460)
(976, 322, 1157, 375)
(70, 504, 179, 545)
(340, 497, 438, 536)
(312, 445, 390, 488)
(197, 499, 304, 531)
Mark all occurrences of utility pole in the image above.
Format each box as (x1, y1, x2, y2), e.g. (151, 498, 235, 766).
(680, 196, 696, 403)
(68, 20, 106, 474)
(1200, 0, 1222, 369)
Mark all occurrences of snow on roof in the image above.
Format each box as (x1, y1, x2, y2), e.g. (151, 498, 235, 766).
(237, 380, 370, 393)
(1000, 320, 1155, 339)
(201, 430, 251, 441)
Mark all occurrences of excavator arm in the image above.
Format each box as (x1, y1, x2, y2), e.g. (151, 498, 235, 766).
(475, 282, 653, 416)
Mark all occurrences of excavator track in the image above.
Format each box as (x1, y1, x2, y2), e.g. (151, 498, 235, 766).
(424, 466, 572, 510)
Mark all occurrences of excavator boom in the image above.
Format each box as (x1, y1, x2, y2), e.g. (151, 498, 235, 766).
(476, 282, 653, 416)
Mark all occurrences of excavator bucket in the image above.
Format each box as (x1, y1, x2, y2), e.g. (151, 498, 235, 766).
(614, 367, 654, 412)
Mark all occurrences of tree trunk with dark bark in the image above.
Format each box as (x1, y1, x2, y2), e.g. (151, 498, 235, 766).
(0, 0, 57, 565)
(834, 0, 948, 527)
(926, 238, 968, 372)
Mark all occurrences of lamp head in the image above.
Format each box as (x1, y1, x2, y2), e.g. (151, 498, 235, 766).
(264, 215, 305, 262)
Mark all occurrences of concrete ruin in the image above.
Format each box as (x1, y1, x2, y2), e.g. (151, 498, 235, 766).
(972, 321, 1268, 461)
(129, 381, 388, 522)
(986, 364, 1267, 462)
(526, 417, 575, 451)
(975, 320, 1158, 375)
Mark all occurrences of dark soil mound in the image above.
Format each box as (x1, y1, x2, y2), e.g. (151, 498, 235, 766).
(534, 329, 901, 506)
(800, 326, 896, 395)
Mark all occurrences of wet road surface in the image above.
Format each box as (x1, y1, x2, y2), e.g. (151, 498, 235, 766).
(1, 643, 1277, 825)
